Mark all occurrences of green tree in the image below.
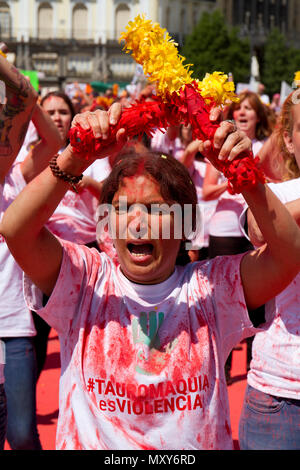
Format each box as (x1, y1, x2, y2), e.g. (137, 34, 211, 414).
(261, 28, 300, 96)
(181, 10, 250, 84)
(261, 28, 291, 96)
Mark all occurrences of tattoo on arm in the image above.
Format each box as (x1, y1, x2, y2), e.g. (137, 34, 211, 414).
(0, 60, 36, 158)
(0, 119, 12, 156)
(2, 63, 31, 99)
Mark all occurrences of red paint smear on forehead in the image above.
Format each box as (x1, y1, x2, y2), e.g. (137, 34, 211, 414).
(43, 95, 57, 106)
(135, 159, 146, 176)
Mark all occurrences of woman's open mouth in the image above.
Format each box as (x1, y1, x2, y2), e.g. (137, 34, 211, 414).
(127, 242, 154, 262)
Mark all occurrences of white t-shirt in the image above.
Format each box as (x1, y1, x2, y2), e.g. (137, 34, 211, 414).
(15, 120, 39, 163)
(188, 160, 217, 249)
(208, 185, 247, 237)
(46, 157, 111, 245)
(246, 177, 300, 399)
(0, 164, 36, 340)
(24, 241, 270, 450)
(208, 140, 265, 238)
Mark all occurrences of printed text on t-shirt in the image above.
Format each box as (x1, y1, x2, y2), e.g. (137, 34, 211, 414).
(86, 375, 209, 415)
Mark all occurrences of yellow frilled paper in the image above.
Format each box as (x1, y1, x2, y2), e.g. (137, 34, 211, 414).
(120, 14, 239, 106)
(294, 71, 300, 86)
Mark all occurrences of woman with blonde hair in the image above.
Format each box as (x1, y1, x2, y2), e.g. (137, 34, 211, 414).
(274, 92, 300, 181)
(239, 90, 300, 449)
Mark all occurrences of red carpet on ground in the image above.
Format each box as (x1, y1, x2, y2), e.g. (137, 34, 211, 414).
(5, 329, 248, 451)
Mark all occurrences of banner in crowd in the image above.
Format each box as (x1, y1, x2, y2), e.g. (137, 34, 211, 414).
(20, 70, 39, 91)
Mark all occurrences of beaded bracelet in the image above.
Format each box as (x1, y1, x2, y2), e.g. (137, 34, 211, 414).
(49, 154, 83, 193)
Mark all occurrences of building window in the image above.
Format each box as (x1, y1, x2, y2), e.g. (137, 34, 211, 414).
(110, 56, 135, 78)
(0, 2, 11, 39)
(32, 53, 58, 76)
(38, 2, 53, 39)
(115, 4, 130, 40)
(67, 56, 92, 76)
(72, 3, 88, 40)
(232, 0, 289, 35)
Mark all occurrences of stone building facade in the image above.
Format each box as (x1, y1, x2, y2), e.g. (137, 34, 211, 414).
(0, 0, 299, 88)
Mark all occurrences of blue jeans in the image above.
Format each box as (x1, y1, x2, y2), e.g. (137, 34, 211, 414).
(3, 337, 42, 450)
(239, 384, 300, 450)
(0, 384, 7, 450)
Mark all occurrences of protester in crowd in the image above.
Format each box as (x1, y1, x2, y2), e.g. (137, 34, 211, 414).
(176, 124, 217, 262)
(173, 124, 193, 160)
(270, 93, 281, 115)
(227, 90, 273, 155)
(238, 91, 300, 450)
(202, 91, 274, 384)
(1, 104, 300, 450)
(203, 90, 274, 259)
(0, 53, 62, 450)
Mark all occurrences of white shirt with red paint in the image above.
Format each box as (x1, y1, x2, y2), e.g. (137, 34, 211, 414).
(0, 164, 36, 342)
(46, 157, 111, 245)
(24, 241, 270, 450)
(247, 177, 300, 399)
(188, 160, 217, 249)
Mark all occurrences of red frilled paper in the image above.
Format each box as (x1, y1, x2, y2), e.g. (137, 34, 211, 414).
(68, 82, 265, 194)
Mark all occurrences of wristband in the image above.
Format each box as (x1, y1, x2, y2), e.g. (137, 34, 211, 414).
(49, 154, 83, 193)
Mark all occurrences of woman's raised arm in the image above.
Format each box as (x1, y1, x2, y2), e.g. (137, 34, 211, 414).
(247, 197, 300, 248)
(240, 186, 300, 310)
(20, 103, 64, 183)
(199, 122, 300, 311)
(0, 53, 38, 182)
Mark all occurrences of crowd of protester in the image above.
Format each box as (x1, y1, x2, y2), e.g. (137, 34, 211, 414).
(0, 49, 299, 451)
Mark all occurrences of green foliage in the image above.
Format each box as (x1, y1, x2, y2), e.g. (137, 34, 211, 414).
(261, 28, 300, 96)
(181, 10, 250, 84)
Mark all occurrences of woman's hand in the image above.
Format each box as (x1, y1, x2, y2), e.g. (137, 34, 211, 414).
(198, 120, 252, 165)
(70, 102, 127, 160)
